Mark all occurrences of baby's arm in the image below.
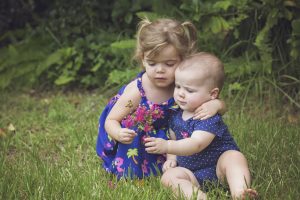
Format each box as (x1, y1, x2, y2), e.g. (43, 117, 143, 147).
(163, 129, 177, 172)
(145, 130, 215, 156)
(194, 99, 226, 120)
(163, 154, 177, 172)
(105, 81, 140, 144)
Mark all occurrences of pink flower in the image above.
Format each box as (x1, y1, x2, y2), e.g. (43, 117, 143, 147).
(153, 109, 164, 119)
(136, 106, 147, 122)
(121, 104, 165, 134)
(150, 105, 164, 120)
(136, 106, 147, 115)
(143, 124, 152, 132)
(122, 115, 135, 127)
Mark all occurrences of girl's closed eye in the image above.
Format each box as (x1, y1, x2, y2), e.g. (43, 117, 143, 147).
(166, 61, 176, 67)
(147, 61, 156, 66)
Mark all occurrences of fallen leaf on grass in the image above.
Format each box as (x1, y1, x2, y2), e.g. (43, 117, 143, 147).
(0, 128, 6, 138)
(7, 123, 16, 132)
(288, 114, 298, 123)
(134, 179, 144, 187)
(42, 98, 51, 105)
(108, 180, 117, 189)
(68, 98, 81, 107)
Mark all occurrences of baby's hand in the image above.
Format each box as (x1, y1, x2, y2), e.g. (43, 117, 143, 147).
(117, 128, 137, 144)
(162, 159, 177, 172)
(144, 137, 168, 154)
(194, 99, 223, 120)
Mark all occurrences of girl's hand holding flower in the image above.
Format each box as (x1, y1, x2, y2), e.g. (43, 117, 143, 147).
(117, 128, 137, 144)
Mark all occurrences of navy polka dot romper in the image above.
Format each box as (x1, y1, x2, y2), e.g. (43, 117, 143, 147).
(169, 110, 239, 188)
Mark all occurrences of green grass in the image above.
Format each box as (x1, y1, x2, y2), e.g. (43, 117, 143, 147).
(0, 91, 299, 199)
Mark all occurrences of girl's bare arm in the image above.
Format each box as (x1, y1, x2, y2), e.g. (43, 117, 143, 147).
(194, 99, 227, 120)
(105, 80, 141, 143)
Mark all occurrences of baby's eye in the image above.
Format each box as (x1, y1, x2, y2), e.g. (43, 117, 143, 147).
(186, 88, 194, 93)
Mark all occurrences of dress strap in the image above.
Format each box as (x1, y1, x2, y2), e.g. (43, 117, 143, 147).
(137, 71, 146, 97)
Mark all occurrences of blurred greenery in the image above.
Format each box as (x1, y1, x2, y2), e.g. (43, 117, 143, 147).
(1, 1, 299, 198)
(0, 0, 299, 107)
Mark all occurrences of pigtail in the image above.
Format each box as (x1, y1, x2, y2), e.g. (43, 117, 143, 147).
(136, 18, 151, 49)
(181, 21, 198, 55)
(137, 18, 151, 38)
(133, 18, 152, 65)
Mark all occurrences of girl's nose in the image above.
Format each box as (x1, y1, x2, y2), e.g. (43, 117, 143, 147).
(156, 64, 164, 73)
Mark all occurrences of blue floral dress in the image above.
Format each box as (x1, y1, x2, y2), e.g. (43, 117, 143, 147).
(96, 72, 175, 179)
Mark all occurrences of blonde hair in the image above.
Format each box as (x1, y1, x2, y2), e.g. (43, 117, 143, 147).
(181, 52, 225, 90)
(133, 18, 198, 67)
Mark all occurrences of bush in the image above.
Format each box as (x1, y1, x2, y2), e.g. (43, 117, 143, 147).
(0, 0, 299, 107)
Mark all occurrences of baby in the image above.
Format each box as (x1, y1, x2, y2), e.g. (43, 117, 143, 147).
(145, 52, 258, 199)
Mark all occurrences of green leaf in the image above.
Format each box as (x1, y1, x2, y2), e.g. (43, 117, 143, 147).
(229, 82, 243, 91)
(8, 45, 18, 56)
(74, 53, 83, 71)
(54, 76, 74, 85)
(105, 68, 140, 87)
(292, 19, 300, 35)
(125, 13, 133, 24)
(110, 39, 136, 49)
(207, 16, 223, 34)
(91, 58, 104, 72)
(213, 0, 232, 11)
(43, 49, 65, 67)
(135, 12, 160, 21)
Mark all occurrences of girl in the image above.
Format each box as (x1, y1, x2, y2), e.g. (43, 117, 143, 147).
(96, 19, 226, 179)
(145, 52, 258, 199)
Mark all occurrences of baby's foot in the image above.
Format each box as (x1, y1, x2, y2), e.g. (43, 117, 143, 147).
(197, 191, 207, 200)
(241, 188, 258, 199)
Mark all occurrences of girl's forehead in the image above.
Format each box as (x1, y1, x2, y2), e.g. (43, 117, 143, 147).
(144, 45, 181, 62)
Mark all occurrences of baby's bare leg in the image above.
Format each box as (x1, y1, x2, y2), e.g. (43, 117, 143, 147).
(161, 167, 207, 200)
(216, 150, 258, 199)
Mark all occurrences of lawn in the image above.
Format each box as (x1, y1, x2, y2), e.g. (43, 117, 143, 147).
(0, 91, 299, 199)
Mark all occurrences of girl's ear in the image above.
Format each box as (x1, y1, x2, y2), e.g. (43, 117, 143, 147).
(210, 88, 219, 99)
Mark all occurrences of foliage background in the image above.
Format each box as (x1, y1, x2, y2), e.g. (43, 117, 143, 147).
(1, 1, 300, 199)
(0, 0, 299, 106)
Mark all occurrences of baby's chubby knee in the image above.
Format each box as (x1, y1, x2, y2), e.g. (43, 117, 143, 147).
(161, 170, 174, 187)
(222, 150, 245, 159)
(161, 167, 195, 187)
(160, 167, 186, 186)
(219, 150, 248, 168)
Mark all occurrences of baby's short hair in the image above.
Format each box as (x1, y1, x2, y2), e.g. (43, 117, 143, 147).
(180, 52, 225, 90)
